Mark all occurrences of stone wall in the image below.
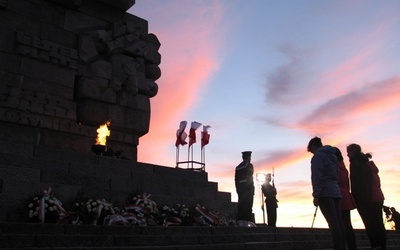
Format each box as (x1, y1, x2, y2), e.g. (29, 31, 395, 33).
(0, 0, 161, 160)
(0, 145, 235, 222)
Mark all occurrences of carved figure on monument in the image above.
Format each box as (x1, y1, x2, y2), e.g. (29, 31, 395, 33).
(75, 16, 161, 136)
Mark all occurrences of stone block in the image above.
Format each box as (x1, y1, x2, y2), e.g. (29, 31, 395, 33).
(76, 99, 109, 127)
(108, 104, 150, 135)
(0, 234, 36, 248)
(123, 13, 148, 34)
(0, 0, 6, 9)
(0, 165, 41, 221)
(47, 0, 82, 10)
(41, 167, 111, 190)
(41, 23, 78, 48)
(0, 51, 21, 74)
(0, 140, 35, 158)
(145, 63, 161, 81)
(34, 146, 98, 166)
(136, 77, 158, 98)
(0, 121, 39, 145)
(0, 8, 41, 36)
(82, 60, 113, 79)
(75, 77, 108, 101)
(0, 28, 14, 53)
(64, 9, 108, 35)
(0, 70, 23, 88)
(107, 130, 138, 145)
(6, 1, 62, 28)
(20, 57, 76, 88)
(98, 0, 135, 12)
(79, 35, 99, 63)
(36, 128, 94, 153)
(78, 0, 123, 23)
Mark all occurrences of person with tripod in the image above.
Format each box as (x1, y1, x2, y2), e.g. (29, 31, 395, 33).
(261, 173, 278, 227)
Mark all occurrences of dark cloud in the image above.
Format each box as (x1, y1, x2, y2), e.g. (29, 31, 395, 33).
(264, 43, 310, 104)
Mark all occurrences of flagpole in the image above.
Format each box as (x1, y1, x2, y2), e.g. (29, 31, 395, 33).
(201, 146, 204, 165)
(187, 144, 190, 169)
(191, 145, 194, 169)
(202, 146, 206, 171)
(176, 145, 179, 168)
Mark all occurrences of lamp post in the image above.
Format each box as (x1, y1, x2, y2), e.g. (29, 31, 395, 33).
(256, 173, 266, 224)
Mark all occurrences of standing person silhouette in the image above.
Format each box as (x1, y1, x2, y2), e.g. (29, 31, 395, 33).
(235, 151, 255, 222)
(307, 137, 346, 250)
(335, 147, 357, 250)
(347, 143, 386, 250)
(261, 173, 278, 227)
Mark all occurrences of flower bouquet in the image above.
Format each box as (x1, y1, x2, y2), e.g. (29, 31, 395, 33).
(160, 203, 195, 226)
(73, 198, 118, 225)
(122, 192, 159, 226)
(194, 204, 235, 226)
(27, 187, 66, 223)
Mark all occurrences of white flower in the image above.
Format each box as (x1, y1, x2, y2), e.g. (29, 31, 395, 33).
(33, 197, 39, 201)
(35, 207, 39, 211)
(28, 203, 34, 208)
(88, 208, 92, 212)
(29, 210, 33, 218)
(33, 211, 38, 216)
(92, 202, 97, 206)
(49, 207, 54, 212)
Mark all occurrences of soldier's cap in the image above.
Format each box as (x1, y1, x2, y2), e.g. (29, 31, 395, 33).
(241, 151, 252, 157)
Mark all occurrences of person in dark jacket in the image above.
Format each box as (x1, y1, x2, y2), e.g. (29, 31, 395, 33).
(307, 137, 345, 250)
(335, 147, 357, 250)
(235, 151, 254, 222)
(347, 143, 386, 250)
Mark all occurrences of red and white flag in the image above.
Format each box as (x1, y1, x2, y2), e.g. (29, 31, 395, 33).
(189, 121, 202, 147)
(201, 125, 211, 148)
(175, 121, 188, 147)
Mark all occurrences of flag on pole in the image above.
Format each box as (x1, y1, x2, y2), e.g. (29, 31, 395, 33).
(189, 121, 202, 147)
(175, 121, 188, 147)
(201, 125, 211, 148)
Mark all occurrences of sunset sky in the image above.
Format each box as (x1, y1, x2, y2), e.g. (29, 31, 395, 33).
(128, 0, 400, 229)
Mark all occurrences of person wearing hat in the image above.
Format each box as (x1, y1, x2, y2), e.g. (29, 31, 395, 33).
(261, 173, 278, 227)
(235, 151, 255, 222)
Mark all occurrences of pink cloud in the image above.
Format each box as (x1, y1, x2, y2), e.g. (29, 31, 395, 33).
(135, 2, 226, 163)
(297, 77, 400, 135)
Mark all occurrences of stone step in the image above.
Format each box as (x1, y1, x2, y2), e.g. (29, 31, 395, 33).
(1, 223, 400, 249)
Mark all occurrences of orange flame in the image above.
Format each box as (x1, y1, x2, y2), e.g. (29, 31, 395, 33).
(95, 120, 111, 146)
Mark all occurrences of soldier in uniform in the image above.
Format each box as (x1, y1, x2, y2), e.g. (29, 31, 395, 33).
(235, 151, 254, 222)
(261, 173, 278, 227)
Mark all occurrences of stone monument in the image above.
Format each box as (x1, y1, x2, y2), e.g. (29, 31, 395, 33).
(0, 0, 161, 160)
